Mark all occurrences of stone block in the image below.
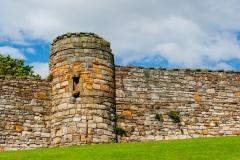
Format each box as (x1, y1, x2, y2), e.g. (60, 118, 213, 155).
(81, 135, 93, 142)
(63, 109, 70, 115)
(30, 99, 37, 105)
(130, 105, 138, 111)
(65, 74, 72, 80)
(70, 109, 76, 115)
(202, 130, 208, 135)
(63, 134, 73, 143)
(81, 73, 89, 78)
(96, 74, 103, 79)
(33, 107, 43, 112)
(34, 132, 41, 137)
(116, 89, 125, 97)
(146, 135, 155, 141)
(68, 127, 77, 134)
(93, 116, 103, 123)
(0, 147, 4, 151)
(101, 135, 109, 142)
(97, 123, 108, 129)
(192, 134, 199, 138)
(155, 136, 163, 140)
(144, 121, 152, 126)
(20, 136, 29, 142)
(100, 85, 109, 92)
(56, 129, 62, 136)
(92, 83, 100, 90)
(39, 92, 47, 100)
(212, 117, 220, 122)
(95, 58, 100, 64)
(61, 81, 69, 87)
(206, 89, 215, 94)
(87, 83, 93, 89)
(16, 125, 23, 132)
(193, 94, 201, 102)
(77, 123, 87, 128)
(88, 123, 97, 128)
(232, 115, 237, 119)
(41, 133, 51, 138)
(233, 130, 240, 135)
(73, 117, 81, 122)
(82, 97, 93, 103)
(204, 123, 210, 127)
(84, 78, 94, 83)
(34, 93, 38, 98)
(122, 110, 132, 117)
(72, 134, 81, 142)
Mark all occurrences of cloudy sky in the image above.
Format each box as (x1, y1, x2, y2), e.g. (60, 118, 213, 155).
(1, 0, 240, 77)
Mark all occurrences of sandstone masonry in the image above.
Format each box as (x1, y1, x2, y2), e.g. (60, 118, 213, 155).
(0, 76, 51, 151)
(0, 32, 239, 151)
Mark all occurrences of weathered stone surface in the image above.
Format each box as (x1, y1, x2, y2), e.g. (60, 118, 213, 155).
(202, 130, 208, 135)
(233, 130, 240, 135)
(93, 116, 103, 123)
(122, 110, 132, 117)
(206, 89, 215, 94)
(49, 32, 115, 148)
(16, 125, 23, 132)
(81, 135, 93, 142)
(1, 32, 240, 151)
(193, 94, 201, 102)
(41, 133, 51, 138)
(0, 77, 51, 151)
(39, 92, 47, 100)
(115, 65, 240, 143)
(0, 147, 4, 151)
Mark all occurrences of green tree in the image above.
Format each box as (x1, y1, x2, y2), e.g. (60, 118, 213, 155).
(0, 54, 40, 77)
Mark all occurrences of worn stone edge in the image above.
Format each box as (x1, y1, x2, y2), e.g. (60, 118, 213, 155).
(114, 65, 240, 73)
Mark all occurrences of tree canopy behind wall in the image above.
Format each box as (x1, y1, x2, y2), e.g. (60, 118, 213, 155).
(0, 54, 40, 78)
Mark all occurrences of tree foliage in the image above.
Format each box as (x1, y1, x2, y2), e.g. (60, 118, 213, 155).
(0, 54, 40, 77)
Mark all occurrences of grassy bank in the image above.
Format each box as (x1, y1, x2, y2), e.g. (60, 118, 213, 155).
(0, 136, 240, 160)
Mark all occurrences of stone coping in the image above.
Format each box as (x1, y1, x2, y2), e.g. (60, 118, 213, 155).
(0, 75, 52, 81)
(52, 32, 109, 45)
(115, 65, 240, 73)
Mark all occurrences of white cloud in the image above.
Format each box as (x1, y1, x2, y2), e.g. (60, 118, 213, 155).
(30, 62, 49, 78)
(0, 46, 25, 59)
(1, 0, 240, 70)
(26, 48, 35, 54)
(214, 62, 233, 70)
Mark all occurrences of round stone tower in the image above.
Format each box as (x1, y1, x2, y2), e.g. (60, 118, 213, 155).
(49, 32, 116, 145)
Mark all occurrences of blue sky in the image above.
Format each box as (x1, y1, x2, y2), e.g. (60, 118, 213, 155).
(1, 0, 240, 77)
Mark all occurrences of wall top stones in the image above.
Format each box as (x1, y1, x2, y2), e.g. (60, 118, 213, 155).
(51, 32, 111, 55)
(115, 65, 240, 74)
(52, 32, 102, 43)
(0, 75, 51, 81)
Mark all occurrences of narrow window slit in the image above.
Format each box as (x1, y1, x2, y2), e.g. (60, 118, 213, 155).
(73, 77, 79, 91)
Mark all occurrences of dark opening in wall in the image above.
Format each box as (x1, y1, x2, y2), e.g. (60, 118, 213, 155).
(72, 72, 80, 98)
(73, 77, 79, 91)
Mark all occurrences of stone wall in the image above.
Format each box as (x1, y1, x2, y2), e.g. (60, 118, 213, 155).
(0, 76, 52, 151)
(115, 66, 240, 142)
(1, 32, 240, 151)
(49, 32, 116, 146)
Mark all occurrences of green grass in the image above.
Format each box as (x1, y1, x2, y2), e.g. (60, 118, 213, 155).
(1, 136, 240, 160)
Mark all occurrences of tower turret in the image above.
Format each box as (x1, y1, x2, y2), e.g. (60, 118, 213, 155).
(49, 32, 116, 145)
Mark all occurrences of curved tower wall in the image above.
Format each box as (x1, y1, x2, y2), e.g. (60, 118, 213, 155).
(49, 32, 116, 145)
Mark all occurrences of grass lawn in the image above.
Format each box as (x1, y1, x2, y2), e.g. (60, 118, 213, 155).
(0, 136, 240, 160)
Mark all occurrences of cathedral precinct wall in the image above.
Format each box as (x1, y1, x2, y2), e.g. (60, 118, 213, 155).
(0, 32, 240, 151)
(0, 76, 52, 151)
(115, 66, 240, 142)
